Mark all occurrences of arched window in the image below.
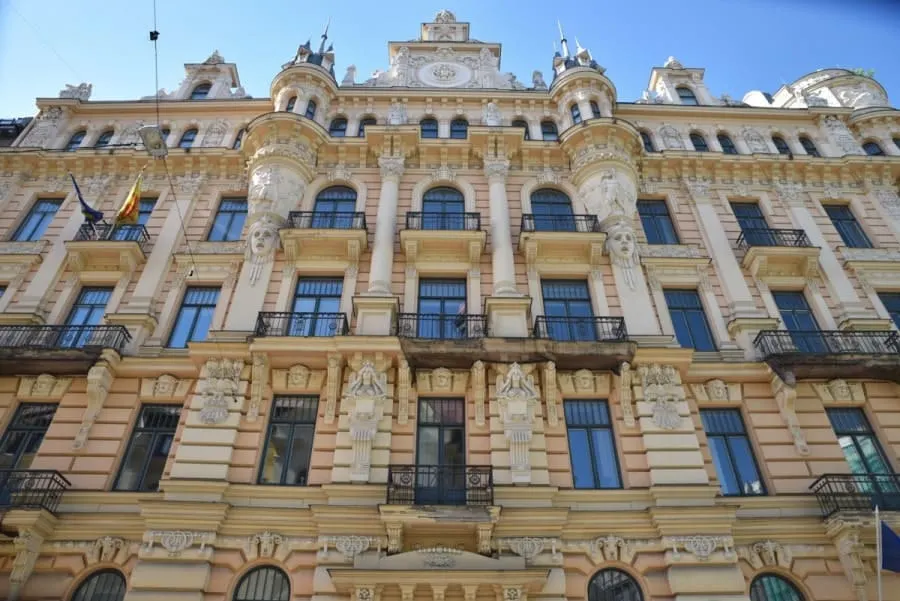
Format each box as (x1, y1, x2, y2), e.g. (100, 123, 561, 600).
(772, 135, 791, 155)
(894, 137, 900, 151)
(358, 116, 376, 137)
(232, 129, 245, 150)
(749, 574, 805, 601)
(690, 133, 709, 152)
(863, 141, 885, 156)
(312, 186, 357, 228)
(71, 569, 126, 601)
(285, 96, 297, 112)
(512, 119, 530, 140)
(530, 188, 574, 232)
(190, 83, 211, 100)
(65, 130, 86, 152)
(677, 86, 699, 106)
(420, 118, 439, 139)
(718, 134, 738, 155)
(421, 187, 465, 230)
(590, 100, 601, 118)
(233, 566, 290, 601)
(799, 136, 820, 157)
(178, 129, 198, 149)
(305, 99, 317, 120)
(329, 118, 348, 137)
(450, 118, 468, 139)
(541, 120, 559, 141)
(160, 128, 171, 142)
(587, 568, 643, 601)
(640, 131, 655, 153)
(570, 104, 582, 125)
(94, 130, 114, 148)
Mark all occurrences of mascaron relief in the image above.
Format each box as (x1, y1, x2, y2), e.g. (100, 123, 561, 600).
(343, 360, 390, 482)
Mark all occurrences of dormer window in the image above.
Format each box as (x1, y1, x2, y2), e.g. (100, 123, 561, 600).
(190, 83, 211, 100)
(94, 130, 114, 148)
(450, 118, 468, 139)
(285, 96, 297, 112)
(513, 119, 530, 141)
(65, 131, 86, 152)
(590, 100, 601, 118)
(179, 129, 197, 149)
(570, 104, 582, 125)
(305, 100, 317, 120)
(690, 133, 709, 152)
(677, 86, 698, 106)
(329, 118, 348, 137)
(541, 121, 559, 142)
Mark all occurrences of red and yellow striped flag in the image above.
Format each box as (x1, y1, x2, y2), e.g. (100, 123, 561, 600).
(115, 169, 144, 224)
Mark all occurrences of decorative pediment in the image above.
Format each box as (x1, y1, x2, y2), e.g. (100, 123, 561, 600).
(557, 369, 611, 397)
(416, 368, 468, 395)
(139, 374, 193, 401)
(690, 379, 742, 403)
(18, 374, 72, 400)
(812, 379, 866, 404)
(272, 363, 326, 393)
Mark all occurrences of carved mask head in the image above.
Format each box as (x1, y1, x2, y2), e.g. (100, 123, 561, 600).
(250, 224, 276, 255)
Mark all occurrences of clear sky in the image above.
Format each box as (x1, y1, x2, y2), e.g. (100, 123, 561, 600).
(1, 0, 898, 117)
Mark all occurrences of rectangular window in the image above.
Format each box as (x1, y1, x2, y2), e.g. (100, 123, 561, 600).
(137, 199, 156, 226)
(541, 280, 596, 341)
(827, 408, 893, 476)
(207, 197, 247, 241)
(880, 293, 900, 329)
(700, 409, 765, 496)
(111, 198, 156, 241)
(731, 202, 778, 246)
(312, 188, 357, 228)
(167, 287, 220, 348)
(291, 278, 343, 336)
(417, 279, 467, 339)
(114, 405, 180, 491)
(637, 200, 679, 244)
(416, 398, 466, 504)
(259, 396, 318, 485)
(13, 199, 61, 241)
(59, 287, 112, 348)
(664, 289, 716, 351)
(825, 205, 873, 249)
(0, 404, 57, 470)
(564, 400, 621, 489)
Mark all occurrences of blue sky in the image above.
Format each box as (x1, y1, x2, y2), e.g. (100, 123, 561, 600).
(1, 0, 898, 116)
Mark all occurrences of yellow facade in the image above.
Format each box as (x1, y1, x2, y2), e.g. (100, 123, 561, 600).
(0, 10, 899, 601)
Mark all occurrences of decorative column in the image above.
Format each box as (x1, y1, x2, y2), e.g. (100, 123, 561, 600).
(483, 157, 531, 337)
(354, 156, 404, 336)
(223, 138, 314, 332)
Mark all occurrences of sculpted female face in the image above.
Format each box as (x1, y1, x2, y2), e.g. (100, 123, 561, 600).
(612, 229, 635, 257)
(250, 226, 275, 255)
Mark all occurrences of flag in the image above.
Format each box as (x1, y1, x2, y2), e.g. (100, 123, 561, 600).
(69, 173, 103, 224)
(882, 520, 900, 573)
(115, 169, 144, 224)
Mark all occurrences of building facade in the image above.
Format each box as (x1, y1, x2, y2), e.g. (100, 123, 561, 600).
(0, 10, 899, 601)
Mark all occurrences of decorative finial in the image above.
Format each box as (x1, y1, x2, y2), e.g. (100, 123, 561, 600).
(318, 17, 331, 54)
(557, 20, 569, 58)
(575, 36, 585, 53)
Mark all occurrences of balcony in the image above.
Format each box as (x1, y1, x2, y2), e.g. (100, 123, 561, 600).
(254, 312, 349, 337)
(754, 330, 900, 382)
(0, 325, 131, 375)
(737, 228, 819, 281)
(810, 473, 900, 519)
(396, 313, 487, 368)
(280, 211, 368, 264)
(386, 465, 493, 506)
(0, 469, 70, 514)
(400, 212, 485, 265)
(65, 223, 150, 272)
(518, 214, 605, 270)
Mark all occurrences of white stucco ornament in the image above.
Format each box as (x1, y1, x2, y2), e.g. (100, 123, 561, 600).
(482, 102, 502, 126)
(244, 214, 283, 285)
(387, 101, 407, 125)
(200, 359, 243, 425)
(834, 83, 888, 109)
(59, 83, 92, 101)
(659, 125, 684, 149)
(822, 115, 863, 155)
(638, 364, 684, 431)
(496, 363, 539, 483)
(605, 221, 640, 290)
(248, 163, 306, 217)
(343, 361, 389, 482)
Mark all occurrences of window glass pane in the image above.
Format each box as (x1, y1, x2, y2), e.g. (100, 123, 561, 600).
(591, 429, 621, 488)
(728, 437, 764, 494)
(71, 570, 127, 601)
(879, 293, 900, 328)
(567, 429, 594, 488)
(565, 401, 621, 490)
(708, 437, 741, 495)
(115, 431, 153, 490)
(750, 574, 804, 601)
(857, 435, 892, 474)
(167, 288, 220, 348)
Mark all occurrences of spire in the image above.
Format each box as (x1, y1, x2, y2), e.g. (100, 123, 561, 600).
(575, 36, 585, 54)
(557, 20, 570, 58)
(318, 17, 331, 54)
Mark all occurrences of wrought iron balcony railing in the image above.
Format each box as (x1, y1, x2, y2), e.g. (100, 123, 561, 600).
(405, 212, 481, 231)
(754, 330, 900, 357)
(73, 223, 151, 251)
(0, 325, 131, 352)
(533, 316, 628, 342)
(396, 313, 486, 340)
(254, 312, 349, 337)
(287, 211, 367, 230)
(810, 473, 900, 518)
(0, 469, 71, 514)
(386, 464, 493, 506)
(521, 214, 601, 233)
(736, 228, 812, 250)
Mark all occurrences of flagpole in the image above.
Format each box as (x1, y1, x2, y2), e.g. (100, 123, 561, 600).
(876, 504, 882, 601)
